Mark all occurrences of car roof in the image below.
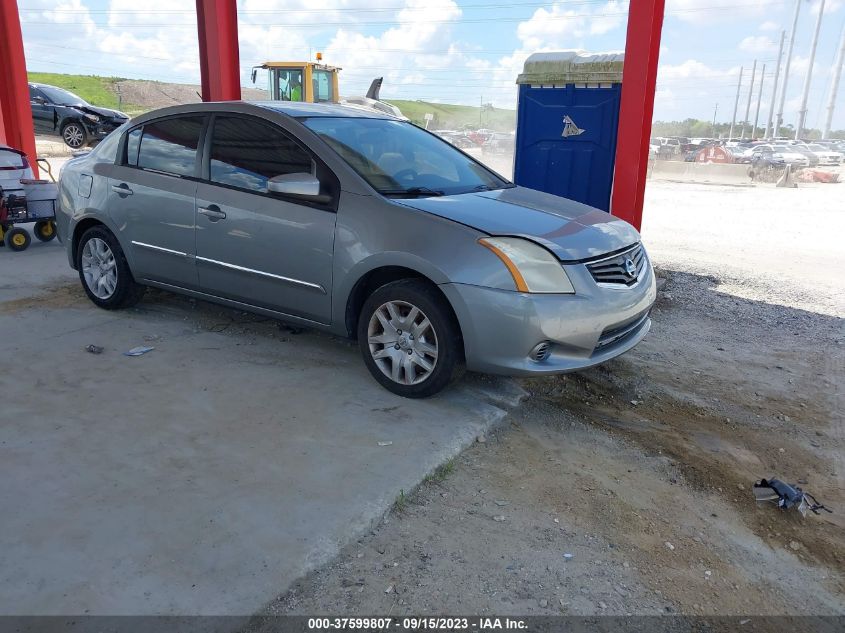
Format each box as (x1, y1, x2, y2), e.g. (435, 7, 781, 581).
(126, 101, 402, 129)
(252, 101, 396, 119)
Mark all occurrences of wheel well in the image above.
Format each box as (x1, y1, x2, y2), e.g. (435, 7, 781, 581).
(345, 266, 465, 357)
(60, 118, 85, 131)
(71, 218, 105, 268)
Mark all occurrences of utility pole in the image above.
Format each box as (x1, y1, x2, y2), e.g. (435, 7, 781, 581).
(741, 60, 757, 140)
(752, 64, 766, 139)
(712, 102, 718, 137)
(776, 0, 802, 137)
(796, 0, 825, 139)
(822, 26, 845, 139)
(766, 30, 786, 138)
(730, 66, 743, 140)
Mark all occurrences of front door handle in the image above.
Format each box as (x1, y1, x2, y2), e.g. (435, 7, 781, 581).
(111, 184, 133, 196)
(198, 205, 227, 222)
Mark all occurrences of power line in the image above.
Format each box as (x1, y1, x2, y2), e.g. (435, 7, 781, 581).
(19, 2, 796, 28)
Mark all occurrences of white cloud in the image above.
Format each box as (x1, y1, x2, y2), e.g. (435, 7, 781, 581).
(759, 20, 779, 31)
(739, 35, 778, 54)
(658, 59, 739, 82)
(516, 1, 629, 50)
(667, 0, 783, 25)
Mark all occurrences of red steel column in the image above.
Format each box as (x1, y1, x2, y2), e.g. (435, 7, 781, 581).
(196, 0, 242, 101)
(0, 0, 38, 176)
(610, 0, 665, 231)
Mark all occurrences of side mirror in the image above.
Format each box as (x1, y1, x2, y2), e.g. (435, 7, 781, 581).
(267, 173, 321, 198)
(32, 96, 46, 105)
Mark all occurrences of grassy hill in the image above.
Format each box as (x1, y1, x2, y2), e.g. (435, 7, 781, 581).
(386, 100, 516, 132)
(26, 72, 515, 130)
(27, 72, 133, 111)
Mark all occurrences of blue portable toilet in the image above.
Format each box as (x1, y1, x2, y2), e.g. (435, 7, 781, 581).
(513, 51, 624, 212)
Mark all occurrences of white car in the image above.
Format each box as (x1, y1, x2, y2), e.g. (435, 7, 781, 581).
(807, 144, 842, 166)
(0, 145, 34, 197)
(758, 144, 810, 167)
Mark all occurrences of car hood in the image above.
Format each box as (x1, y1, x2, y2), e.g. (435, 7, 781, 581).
(395, 186, 640, 261)
(73, 104, 129, 120)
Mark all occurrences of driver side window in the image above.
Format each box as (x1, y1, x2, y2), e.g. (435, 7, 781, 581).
(209, 116, 314, 194)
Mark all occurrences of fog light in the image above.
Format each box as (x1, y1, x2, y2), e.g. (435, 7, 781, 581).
(529, 341, 552, 362)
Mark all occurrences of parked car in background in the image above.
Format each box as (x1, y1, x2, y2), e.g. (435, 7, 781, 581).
(753, 144, 810, 167)
(481, 132, 515, 155)
(433, 130, 475, 149)
(749, 149, 786, 170)
(806, 144, 842, 166)
(652, 137, 681, 157)
(786, 143, 820, 167)
(56, 102, 655, 398)
(731, 146, 755, 164)
(466, 128, 495, 146)
(29, 83, 129, 149)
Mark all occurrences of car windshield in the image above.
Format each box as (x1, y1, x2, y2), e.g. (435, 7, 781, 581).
(37, 86, 87, 106)
(303, 117, 510, 197)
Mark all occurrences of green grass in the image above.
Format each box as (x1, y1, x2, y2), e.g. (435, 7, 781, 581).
(27, 72, 145, 114)
(394, 489, 408, 513)
(423, 458, 456, 484)
(387, 100, 516, 132)
(25, 72, 515, 129)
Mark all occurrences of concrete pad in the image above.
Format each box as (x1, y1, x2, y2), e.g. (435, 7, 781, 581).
(0, 245, 514, 615)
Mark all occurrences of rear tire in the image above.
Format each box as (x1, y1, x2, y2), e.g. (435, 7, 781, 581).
(358, 279, 463, 398)
(34, 220, 57, 242)
(76, 226, 145, 309)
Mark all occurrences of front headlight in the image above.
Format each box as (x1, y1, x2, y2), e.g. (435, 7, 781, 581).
(478, 237, 575, 294)
(83, 113, 100, 123)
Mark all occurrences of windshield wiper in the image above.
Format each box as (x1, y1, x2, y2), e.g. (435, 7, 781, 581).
(381, 187, 445, 198)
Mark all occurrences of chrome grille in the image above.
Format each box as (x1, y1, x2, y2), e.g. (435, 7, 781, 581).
(586, 243, 646, 287)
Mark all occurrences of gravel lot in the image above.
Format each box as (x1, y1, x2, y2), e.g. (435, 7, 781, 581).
(243, 177, 844, 621)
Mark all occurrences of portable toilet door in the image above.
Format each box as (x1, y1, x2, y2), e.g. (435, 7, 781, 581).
(513, 51, 624, 212)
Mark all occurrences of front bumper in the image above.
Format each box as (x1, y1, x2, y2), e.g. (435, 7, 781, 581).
(440, 260, 657, 376)
(87, 119, 126, 140)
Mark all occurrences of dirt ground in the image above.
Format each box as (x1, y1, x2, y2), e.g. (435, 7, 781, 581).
(241, 180, 844, 621)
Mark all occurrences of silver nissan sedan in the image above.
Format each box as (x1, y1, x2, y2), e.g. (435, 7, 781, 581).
(56, 101, 656, 398)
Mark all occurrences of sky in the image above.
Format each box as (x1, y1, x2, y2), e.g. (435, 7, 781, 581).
(17, 0, 845, 130)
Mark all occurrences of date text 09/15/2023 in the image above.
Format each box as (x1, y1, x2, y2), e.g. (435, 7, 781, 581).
(307, 617, 528, 630)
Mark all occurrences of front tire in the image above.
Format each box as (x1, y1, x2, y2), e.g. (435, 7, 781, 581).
(358, 279, 462, 398)
(76, 226, 145, 309)
(5, 227, 31, 251)
(61, 121, 88, 149)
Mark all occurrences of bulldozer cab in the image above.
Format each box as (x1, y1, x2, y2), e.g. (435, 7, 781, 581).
(251, 62, 341, 104)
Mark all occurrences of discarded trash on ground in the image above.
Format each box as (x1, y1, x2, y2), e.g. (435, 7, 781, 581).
(753, 478, 832, 517)
(377, 441, 393, 447)
(85, 344, 103, 355)
(124, 346, 155, 357)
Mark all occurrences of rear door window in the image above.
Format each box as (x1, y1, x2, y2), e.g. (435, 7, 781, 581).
(208, 115, 313, 193)
(136, 116, 205, 177)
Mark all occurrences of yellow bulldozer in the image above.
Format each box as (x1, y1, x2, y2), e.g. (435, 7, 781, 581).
(251, 55, 405, 119)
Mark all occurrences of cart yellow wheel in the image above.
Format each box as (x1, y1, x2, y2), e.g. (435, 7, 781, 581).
(5, 227, 31, 252)
(34, 220, 57, 242)
(0, 224, 5, 247)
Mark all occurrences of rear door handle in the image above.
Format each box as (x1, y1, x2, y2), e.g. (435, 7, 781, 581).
(198, 205, 226, 221)
(111, 184, 133, 196)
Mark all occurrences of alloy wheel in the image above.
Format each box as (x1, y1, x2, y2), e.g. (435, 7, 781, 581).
(367, 300, 438, 385)
(81, 237, 118, 299)
(63, 124, 85, 148)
